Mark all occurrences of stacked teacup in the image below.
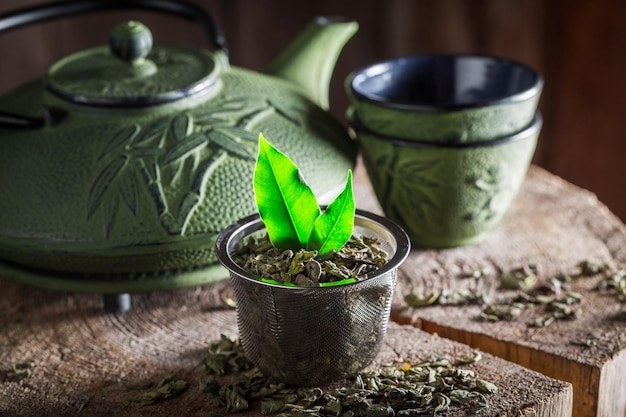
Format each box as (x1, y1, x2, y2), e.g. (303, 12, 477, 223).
(346, 54, 543, 248)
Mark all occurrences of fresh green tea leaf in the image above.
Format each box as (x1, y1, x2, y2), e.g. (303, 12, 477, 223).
(254, 134, 320, 250)
(307, 170, 355, 256)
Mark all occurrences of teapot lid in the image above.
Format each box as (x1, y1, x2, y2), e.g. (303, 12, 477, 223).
(46, 21, 221, 107)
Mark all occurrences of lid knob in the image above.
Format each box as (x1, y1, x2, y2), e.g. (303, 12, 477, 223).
(109, 21, 153, 66)
(47, 19, 221, 107)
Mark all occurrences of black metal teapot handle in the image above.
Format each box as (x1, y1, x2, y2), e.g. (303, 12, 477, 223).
(0, 0, 227, 130)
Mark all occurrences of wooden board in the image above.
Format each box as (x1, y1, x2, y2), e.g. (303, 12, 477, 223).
(353, 163, 626, 417)
(0, 277, 571, 416)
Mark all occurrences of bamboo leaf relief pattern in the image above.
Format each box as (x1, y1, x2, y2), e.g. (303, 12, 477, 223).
(171, 114, 193, 141)
(87, 156, 128, 220)
(207, 130, 255, 160)
(464, 164, 508, 222)
(87, 95, 305, 236)
(268, 98, 302, 126)
(161, 132, 208, 165)
(117, 169, 138, 216)
(371, 149, 441, 224)
(389, 158, 441, 224)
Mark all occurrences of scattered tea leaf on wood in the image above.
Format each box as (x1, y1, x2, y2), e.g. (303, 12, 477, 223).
(11, 361, 35, 380)
(404, 289, 482, 308)
(131, 374, 188, 405)
(459, 268, 490, 280)
(500, 264, 538, 291)
(570, 338, 599, 349)
(404, 261, 625, 328)
(596, 268, 626, 301)
(439, 289, 483, 306)
(475, 379, 498, 394)
(223, 297, 237, 309)
(203, 335, 253, 375)
(456, 351, 482, 365)
(480, 302, 525, 322)
(576, 260, 610, 276)
(404, 291, 440, 307)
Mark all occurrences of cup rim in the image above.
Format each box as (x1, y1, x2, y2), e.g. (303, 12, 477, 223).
(215, 208, 411, 290)
(351, 112, 542, 149)
(348, 53, 544, 112)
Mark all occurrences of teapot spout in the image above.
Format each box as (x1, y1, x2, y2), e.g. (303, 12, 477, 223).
(264, 17, 358, 111)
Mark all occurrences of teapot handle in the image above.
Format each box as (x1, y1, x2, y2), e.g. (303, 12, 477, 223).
(0, 0, 227, 129)
(0, 0, 227, 52)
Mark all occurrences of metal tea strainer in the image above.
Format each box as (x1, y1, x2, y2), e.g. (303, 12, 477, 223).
(216, 209, 410, 386)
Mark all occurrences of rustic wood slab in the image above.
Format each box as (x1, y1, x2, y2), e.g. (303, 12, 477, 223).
(0, 277, 571, 416)
(353, 163, 626, 417)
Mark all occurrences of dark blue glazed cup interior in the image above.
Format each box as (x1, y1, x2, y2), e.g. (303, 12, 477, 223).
(350, 54, 542, 110)
(346, 54, 543, 143)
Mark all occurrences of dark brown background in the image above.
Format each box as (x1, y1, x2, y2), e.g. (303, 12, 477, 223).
(1, 0, 624, 221)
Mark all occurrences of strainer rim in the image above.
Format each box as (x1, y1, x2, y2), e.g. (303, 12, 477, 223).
(215, 208, 410, 290)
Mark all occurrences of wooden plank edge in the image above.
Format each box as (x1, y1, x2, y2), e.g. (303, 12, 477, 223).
(392, 314, 603, 417)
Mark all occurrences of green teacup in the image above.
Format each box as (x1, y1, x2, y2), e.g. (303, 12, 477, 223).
(346, 54, 543, 144)
(353, 114, 542, 248)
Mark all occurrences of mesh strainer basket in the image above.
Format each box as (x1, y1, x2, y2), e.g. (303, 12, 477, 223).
(216, 208, 410, 386)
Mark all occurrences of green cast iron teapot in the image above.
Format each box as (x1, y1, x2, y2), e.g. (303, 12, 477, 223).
(0, 0, 358, 300)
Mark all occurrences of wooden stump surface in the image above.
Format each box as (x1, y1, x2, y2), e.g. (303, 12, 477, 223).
(0, 283, 572, 417)
(2, 160, 624, 416)
(353, 162, 626, 417)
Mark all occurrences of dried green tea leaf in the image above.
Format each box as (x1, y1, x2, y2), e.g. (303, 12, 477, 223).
(262, 398, 286, 414)
(449, 389, 472, 403)
(288, 250, 317, 276)
(11, 361, 35, 379)
(529, 315, 555, 328)
(199, 377, 221, 395)
(203, 335, 253, 375)
(475, 379, 498, 394)
(235, 233, 387, 286)
(131, 391, 160, 405)
(577, 260, 609, 276)
(131, 374, 188, 405)
(501, 265, 538, 291)
(222, 384, 249, 412)
(404, 291, 440, 307)
(480, 303, 524, 322)
(223, 297, 237, 309)
(439, 289, 482, 306)
(457, 351, 482, 365)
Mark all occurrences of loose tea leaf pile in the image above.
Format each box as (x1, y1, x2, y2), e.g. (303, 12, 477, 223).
(596, 267, 626, 301)
(201, 336, 496, 416)
(234, 233, 388, 287)
(481, 261, 602, 327)
(404, 260, 626, 328)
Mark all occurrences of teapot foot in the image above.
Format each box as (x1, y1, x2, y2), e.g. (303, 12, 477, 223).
(103, 293, 131, 313)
